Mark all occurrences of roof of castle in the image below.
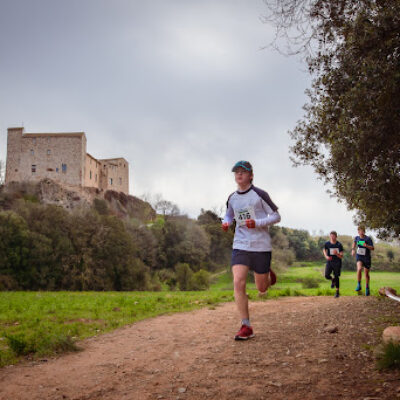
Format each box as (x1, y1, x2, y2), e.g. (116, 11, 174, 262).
(23, 132, 85, 138)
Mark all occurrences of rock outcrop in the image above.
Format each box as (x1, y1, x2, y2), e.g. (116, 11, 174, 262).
(0, 179, 155, 222)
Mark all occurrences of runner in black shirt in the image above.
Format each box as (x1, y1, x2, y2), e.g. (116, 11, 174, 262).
(323, 231, 344, 298)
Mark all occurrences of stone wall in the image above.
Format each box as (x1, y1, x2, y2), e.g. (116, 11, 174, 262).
(6, 128, 86, 187)
(99, 158, 129, 194)
(5, 127, 23, 184)
(5, 127, 130, 195)
(84, 153, 101, 188)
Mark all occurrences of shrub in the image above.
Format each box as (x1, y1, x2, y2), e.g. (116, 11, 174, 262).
(157, 268, 177, 290)
(175, 263, 193, 291)
(93, 198, 109, 215)
(5, 334, 33, 356)
(190, 270, 210, 291)
(297, 277, 321, 289)
(377, 342, 400, 370)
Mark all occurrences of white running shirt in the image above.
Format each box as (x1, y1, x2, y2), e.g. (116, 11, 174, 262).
(223, 185, 281, 252)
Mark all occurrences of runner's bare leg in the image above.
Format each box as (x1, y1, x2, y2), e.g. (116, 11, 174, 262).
(255, 272, 271, 296)
(356, 261, 363, 283)
(232, 264, 249, 320)
(364, 267, 370, 286)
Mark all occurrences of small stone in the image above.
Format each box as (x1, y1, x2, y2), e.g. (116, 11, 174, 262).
(324, 325, 338, 333)
(112, 307, 121, 312)
(379, 287, 397, 297)
(383, 326, 400, 344)
(177, 387, 187, 393)
(318, 359, 328, 364)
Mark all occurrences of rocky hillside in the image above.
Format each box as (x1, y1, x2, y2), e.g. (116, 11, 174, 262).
(0, 179, 155, 222)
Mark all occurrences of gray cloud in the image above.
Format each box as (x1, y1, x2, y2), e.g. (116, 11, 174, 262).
(0, 0, 357, 236)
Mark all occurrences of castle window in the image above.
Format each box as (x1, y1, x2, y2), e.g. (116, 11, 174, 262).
(31, 165, 36, 173)
(47, 149, 51, 155)
(109, 178, 113, 185)
(62, 163, 67, 173)
(33, 138, 36, 144)
(95, 174, 97, 182)
(30, 149, 34, 156)
(90, 170, 92, 179)
(56, 167, 59, 172)
(47, 137, 50, 143)
(119, 177, 122, 185)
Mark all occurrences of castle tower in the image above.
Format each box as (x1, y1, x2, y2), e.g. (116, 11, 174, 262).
(5, 127, 24, 184)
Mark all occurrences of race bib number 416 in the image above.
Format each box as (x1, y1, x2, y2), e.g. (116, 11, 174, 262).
(234, 206, 256, 226)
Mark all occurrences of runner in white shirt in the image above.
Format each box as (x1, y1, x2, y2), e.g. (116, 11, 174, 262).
(222, 161, 281, 340)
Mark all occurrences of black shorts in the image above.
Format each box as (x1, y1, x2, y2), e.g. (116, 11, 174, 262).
(231, 249, 271, 274)
(357, 258, 371, 269)
(325, 261, 342, 277)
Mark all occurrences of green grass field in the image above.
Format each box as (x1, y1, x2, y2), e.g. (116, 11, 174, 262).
(1, 262, 400, 367)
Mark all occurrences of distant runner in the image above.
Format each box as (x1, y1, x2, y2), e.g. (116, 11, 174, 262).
(352, 226, 374, 296)
(323, 231, 343, 298)
(222, 160, 281, 340)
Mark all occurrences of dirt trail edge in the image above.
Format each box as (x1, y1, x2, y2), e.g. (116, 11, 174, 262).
(1, 296, 400, 400)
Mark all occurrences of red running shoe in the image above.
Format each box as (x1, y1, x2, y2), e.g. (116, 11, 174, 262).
(234, 325, 255, 340)
(270, 269, 277, 286)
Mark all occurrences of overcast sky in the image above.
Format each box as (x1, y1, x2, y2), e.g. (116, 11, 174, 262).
(0, 0, 358, 235)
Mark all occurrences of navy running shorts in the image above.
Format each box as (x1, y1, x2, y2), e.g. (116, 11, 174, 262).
(357, 258, 371, 269)
(231, 249, 271, 274)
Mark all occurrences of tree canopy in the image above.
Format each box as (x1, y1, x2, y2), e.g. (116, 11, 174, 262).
(264, 0, 400, 238)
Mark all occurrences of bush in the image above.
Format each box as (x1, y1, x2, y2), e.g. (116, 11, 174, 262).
(190, 270, 210, 291)
(175, 263, 193, 291)
(93, 198, 109, 215)
(157, 269, 177, 290)
(297, 277, 321, 289)
(377, 342, 400, 370)
(5, 334, 33, 356)
(150, 273, 162, 291)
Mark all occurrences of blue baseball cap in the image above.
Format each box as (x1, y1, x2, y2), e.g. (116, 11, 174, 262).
(231, 160, 253, 172)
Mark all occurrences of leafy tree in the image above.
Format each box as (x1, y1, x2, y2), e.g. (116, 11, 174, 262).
(198, 209, 233, 266)
(264, 0, 400, 238)
(0, 211, 30, 289)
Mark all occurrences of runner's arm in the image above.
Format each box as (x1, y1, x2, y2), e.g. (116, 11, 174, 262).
(364, 239, 374, 251)
(222, 201, 234, 225)
(254, 210, 281, 228)
(351, 239, 356, 256)
(337, 244, 344, 259)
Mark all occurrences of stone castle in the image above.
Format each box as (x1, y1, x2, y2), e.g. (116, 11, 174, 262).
(5, 127, 129, 194)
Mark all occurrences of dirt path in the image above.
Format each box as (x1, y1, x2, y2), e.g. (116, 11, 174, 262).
(1, 296, 400, 400)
